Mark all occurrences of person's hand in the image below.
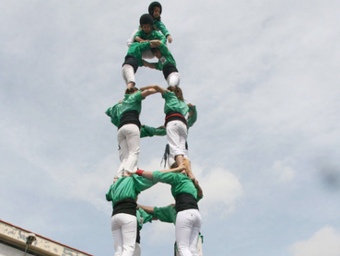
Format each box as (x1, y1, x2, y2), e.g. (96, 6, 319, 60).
(187, 103, 195, 108)
(167, 35, 173, 43)
(175, 163, 186, 172)
(193, 178, 199, 187)
(150, 40, 161, 47)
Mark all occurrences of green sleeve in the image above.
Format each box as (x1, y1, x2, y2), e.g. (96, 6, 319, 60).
(155, 62, 162, 71)
(134, 30, 143, 38)
(132, 175, 157, 192)
(140, 125, 166, 138)
(152, 171, 178, 185)
(154, 205, 176, 223)
(139, 41, 151, 52)
(156, 20, 170, 37)
(137, 208, 153, 230)
(105, 103, 121, 127)
(105, 184, 114, 202)
(153, 31, 167, 45)
(187, 105, 197, 128)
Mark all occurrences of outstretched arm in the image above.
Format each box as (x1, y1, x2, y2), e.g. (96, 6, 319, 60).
(193, 178, 203, 199)
(143, 60, 157, 69)
(134, 163, 185, 179)
(149, 39, 162, 48)
(160, 163, 185, 173)
(134, 36, 148, 43)
(140, 84, 166, 94)
(140, 125, 166, 138)
(141, 88, 158, 98)
(138, 204, 155, 214)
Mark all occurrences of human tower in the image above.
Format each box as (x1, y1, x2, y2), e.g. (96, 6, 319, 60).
(105, 2, 203, 256)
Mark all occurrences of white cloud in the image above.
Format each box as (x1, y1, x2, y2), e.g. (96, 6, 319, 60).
(291, 226, 340, 256)
(197, 167, 243, 217)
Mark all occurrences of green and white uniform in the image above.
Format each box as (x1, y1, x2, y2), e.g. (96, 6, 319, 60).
(124, 42, 152, 70)
(106, 175, 156, 256)
(122, 42, 151, 86)
(151, 171, 202, 256)
(105, 91, 165, 177)
(162, 90, 197, 166)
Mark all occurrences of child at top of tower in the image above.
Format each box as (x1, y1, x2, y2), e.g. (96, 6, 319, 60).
(134, 13, 166, 44)
(126, 13, 166, 59)
(148, 1, 173, 43)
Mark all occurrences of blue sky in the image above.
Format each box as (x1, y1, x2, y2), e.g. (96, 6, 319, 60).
(1, 0, 340, 255)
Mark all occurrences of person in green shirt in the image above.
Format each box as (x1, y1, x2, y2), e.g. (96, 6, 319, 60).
(126, 13, 167, 60)
(140, 85, 197, 175)
(122, 40, 157, 89)
(106, 172, 155, 256)
(134, 165, 202, 256)
(138, 204, 204, 256)
(105, 87, 163, 178)
(143, 40, 180, 87)
(148, 1, 173, 43)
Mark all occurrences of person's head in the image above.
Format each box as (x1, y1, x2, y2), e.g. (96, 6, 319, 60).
(167, 85, 184, 101)
(148, 2, 162, 20)
(139, 13, 154, 34)
(170, 162, 178, 168)
(125, 86, 139, 95)
(151, 47, 161, 59)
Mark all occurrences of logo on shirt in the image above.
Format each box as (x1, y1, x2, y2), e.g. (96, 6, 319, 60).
(160, 56, 166, 65)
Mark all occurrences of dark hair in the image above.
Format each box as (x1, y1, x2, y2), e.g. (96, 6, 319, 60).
(125, 87, 139, 94)
(139, 13, 154, 26)
(167, 86, 184, 101)
(148, 1, 162, 20)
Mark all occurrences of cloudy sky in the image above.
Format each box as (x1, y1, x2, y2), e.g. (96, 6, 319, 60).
(1, 0, 340, 255)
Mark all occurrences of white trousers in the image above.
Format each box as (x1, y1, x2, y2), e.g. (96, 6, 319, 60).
(175, 209, 202, 256)
(166, 120, 188, 165)
(111, 213, 137, 256)
(166, 72, 181, 87)
(117, 124, 140, 177)
(132, 243, 141, 256)
(122, 64, 136, 85)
